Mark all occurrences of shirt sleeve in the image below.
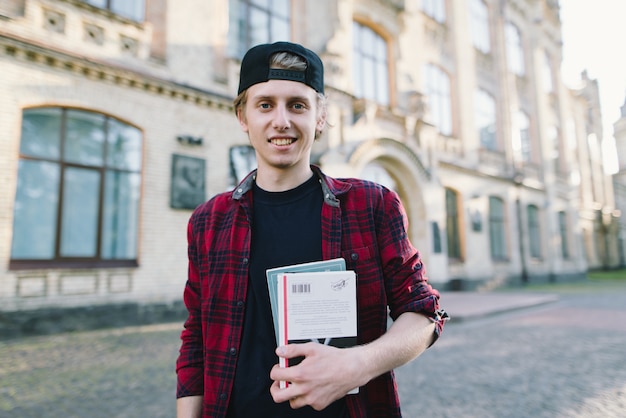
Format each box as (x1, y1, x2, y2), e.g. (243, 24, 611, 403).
(176, 217, 205, 398)
(378, 188, 449, 342)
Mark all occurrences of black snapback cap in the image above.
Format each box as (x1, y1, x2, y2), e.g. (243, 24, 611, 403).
(237, 41, 324, 95)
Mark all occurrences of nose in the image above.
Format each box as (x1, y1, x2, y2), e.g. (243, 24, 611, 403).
(272, 106, 290, 131)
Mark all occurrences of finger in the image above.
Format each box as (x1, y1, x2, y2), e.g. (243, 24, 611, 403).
(270, 379, 298, 404)
(276, 342, 317, 359)
(269, 363, 289, 381)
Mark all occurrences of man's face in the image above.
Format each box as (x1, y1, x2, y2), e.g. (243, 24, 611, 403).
(237, 79, 325, 173)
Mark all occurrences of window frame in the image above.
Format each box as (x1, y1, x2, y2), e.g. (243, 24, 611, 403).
(10, 107, 143, 270)
(229, 0, 291, 58)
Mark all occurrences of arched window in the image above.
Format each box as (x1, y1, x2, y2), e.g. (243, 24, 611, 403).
(229, 0, 291, 57)
(11, 107, 142, 268)
(489, 196, 507, 260)
(475, 89, 497, 150)
(445, 188, 462, 260)
(424, 64, 452, 136)
(352, 22, 389, 106)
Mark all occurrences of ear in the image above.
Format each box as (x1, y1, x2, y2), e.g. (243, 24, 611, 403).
(237, 108, 249, 133)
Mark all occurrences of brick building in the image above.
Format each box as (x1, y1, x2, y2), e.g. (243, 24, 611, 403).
(0, 0, 620, 333)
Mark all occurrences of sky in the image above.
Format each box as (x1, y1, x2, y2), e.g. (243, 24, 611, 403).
(560, 1, 626, 140)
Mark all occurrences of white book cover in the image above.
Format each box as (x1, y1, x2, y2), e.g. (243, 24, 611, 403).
(276, 270, 358, 393)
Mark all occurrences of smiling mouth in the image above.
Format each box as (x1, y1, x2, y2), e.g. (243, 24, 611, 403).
(269, 138, 296, 146)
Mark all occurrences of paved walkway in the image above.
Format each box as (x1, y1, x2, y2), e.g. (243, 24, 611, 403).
(439, 290, 560, 322)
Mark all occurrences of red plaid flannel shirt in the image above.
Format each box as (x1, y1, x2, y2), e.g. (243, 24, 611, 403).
(176, 166, 446, 417)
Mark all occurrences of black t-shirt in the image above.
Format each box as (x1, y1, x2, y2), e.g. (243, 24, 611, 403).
(227, 175, 348, 418)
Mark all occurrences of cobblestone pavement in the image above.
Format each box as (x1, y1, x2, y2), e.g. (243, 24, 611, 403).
(1, 281, 625, 418)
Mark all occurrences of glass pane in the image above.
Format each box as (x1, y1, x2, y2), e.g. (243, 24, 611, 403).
(102, 171, 140, 259)
(236, 0, 249, 55)
(60, 167, 100, 257)
(20, 108, 62, 160)
(106, 119, 142, 171)
(363, 59, 376, 99)
(271, 17, 289, 42)
(82, 0, 106, 8)
(11, 160, 60, 259)
(64, 110, 105, 166)
(250, 7, 270, 45)
(272, 0, 290, 18)
(376, 61, 389, 105)
(112, 0, 145, 21)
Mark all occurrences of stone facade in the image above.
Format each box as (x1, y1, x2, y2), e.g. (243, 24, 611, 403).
(0, 0, 619, 328)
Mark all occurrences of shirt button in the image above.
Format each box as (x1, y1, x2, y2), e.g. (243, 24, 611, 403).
(242, 258, 249, 265)
(237, 300, 244, 308)
(230, 347, 237, 356)
(351, 253, 359, 261)
(220, 393, 227, 400)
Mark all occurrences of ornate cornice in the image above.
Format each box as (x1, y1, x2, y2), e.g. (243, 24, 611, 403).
(0, 31, 234, 111)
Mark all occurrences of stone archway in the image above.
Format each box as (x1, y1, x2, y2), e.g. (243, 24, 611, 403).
(347, 138, 432, 259)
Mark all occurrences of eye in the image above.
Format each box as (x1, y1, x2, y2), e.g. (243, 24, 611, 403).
(259, 103, 271, 110)
(292, 103, 307, 111)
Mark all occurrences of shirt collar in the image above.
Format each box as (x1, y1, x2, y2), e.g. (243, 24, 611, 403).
(232, 165, 352, 207)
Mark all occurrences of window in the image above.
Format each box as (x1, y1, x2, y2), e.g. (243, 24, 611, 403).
(11, 108, 142, 267)
(422, 0, 446, 23)
(505, 21, 525, 76)
(489, 196, 507, 260)
(527, 205, 541, 258)
(81, 0, 145, 21)
(353, 22, 389, 106)
(229, 0, 291, 57)
(558, 211, 569, 258)
(424, 64, 452, 136)
(515, 111, 531, 162)
(475, 89, 497, 150)
(470, 0, 490, 53)
(445, 188, 462, 259)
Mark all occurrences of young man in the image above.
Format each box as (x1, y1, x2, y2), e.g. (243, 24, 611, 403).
(176, 41, 447, 418)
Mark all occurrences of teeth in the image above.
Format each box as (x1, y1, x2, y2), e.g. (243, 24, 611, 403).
(271, 138, 294, 146)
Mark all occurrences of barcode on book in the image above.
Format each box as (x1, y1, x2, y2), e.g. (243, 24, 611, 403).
(291, 283, 311, 294)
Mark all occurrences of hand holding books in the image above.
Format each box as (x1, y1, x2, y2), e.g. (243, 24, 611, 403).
(266, 258, 359, 394)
